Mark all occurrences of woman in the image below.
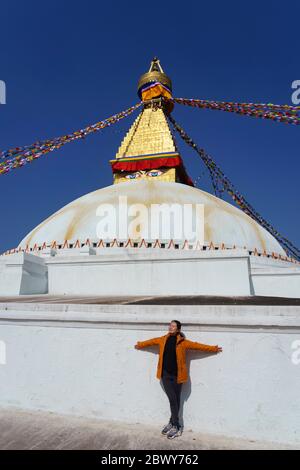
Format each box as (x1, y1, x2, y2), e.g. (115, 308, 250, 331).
(134, 320, 222, 439)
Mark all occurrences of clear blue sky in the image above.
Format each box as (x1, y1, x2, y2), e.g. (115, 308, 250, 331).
(0, 0, 299, 253)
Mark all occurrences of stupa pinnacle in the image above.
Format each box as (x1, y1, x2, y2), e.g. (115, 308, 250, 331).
(137, 57, 173, 102)
(109, 58, 193, 186)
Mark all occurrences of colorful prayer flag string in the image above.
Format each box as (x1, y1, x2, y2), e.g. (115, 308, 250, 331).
(0, 102, 142, 176)
(173, 98, 300, 125)
(167, 113, 300, 262)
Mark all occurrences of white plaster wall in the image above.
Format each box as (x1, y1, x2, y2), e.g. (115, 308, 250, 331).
(0, 259, 5, 288)
(251, 270, 300, 298)
(1, 249, 300, 298)
(0, 304, 299, 446)
(0, 253, 47, 296)
(46, 249, 251, 296)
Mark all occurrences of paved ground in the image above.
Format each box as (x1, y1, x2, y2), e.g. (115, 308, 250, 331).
(0, 294, 299, 305)
(0, 407, 297, 450)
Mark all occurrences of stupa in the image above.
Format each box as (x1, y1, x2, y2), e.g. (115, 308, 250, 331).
(1, 60, 300, 448)
(0, 58, 299, 297)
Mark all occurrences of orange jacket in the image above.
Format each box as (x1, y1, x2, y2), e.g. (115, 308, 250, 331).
(136, 333, 219, 384)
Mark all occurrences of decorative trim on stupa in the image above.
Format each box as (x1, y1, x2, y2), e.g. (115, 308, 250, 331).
(2, 238, 297, 265)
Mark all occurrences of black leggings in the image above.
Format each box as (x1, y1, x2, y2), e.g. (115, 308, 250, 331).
(162, 369, 182, 428)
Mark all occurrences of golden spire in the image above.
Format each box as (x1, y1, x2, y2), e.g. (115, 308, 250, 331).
(114, 107, 177, 159)
(109, 59, 193, 186)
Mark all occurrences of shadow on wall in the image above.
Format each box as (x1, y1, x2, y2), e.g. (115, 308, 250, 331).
(139, 345, 217, 430)
(160, 352, 217, 430)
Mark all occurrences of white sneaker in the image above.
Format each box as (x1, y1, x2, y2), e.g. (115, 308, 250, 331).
(161, 421, 173, 435)
(167, 425, 182, 439)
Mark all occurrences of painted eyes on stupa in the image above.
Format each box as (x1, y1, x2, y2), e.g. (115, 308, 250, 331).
(146, 170, 163, 177)
(125, 173, 139, 179)
(125, 170, 163, 179)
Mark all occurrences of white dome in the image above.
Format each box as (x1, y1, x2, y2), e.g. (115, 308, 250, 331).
(18, 180, 286, 255)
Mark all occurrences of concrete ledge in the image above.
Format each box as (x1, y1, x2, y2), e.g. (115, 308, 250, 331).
(0, 303, 300, 332)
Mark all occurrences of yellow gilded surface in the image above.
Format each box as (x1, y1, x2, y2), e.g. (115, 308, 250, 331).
(115, 107, 177, 159)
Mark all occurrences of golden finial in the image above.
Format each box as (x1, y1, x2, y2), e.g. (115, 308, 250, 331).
(137, 57, 172, 100)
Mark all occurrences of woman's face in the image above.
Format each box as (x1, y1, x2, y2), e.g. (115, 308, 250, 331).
(168, 322, 179, 334)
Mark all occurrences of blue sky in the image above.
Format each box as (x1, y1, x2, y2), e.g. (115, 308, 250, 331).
(0, 0, 299, 253)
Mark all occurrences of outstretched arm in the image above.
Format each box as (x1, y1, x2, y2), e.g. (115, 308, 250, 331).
(184, 339, 222, 353)
(135, 336, 161, 349)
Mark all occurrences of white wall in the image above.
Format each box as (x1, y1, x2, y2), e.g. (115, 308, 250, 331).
(0, 253, 47, 296)
(0, 303, 299, 446)
(46, 249, 251, 296)
(1, 249, 300, 297)
(252, 269, 300, 298)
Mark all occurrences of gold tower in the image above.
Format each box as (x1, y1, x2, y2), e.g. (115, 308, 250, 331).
(110, 58, 193, 186)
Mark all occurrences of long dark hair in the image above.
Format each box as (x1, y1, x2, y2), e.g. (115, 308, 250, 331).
(171, 319, 185, 338)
